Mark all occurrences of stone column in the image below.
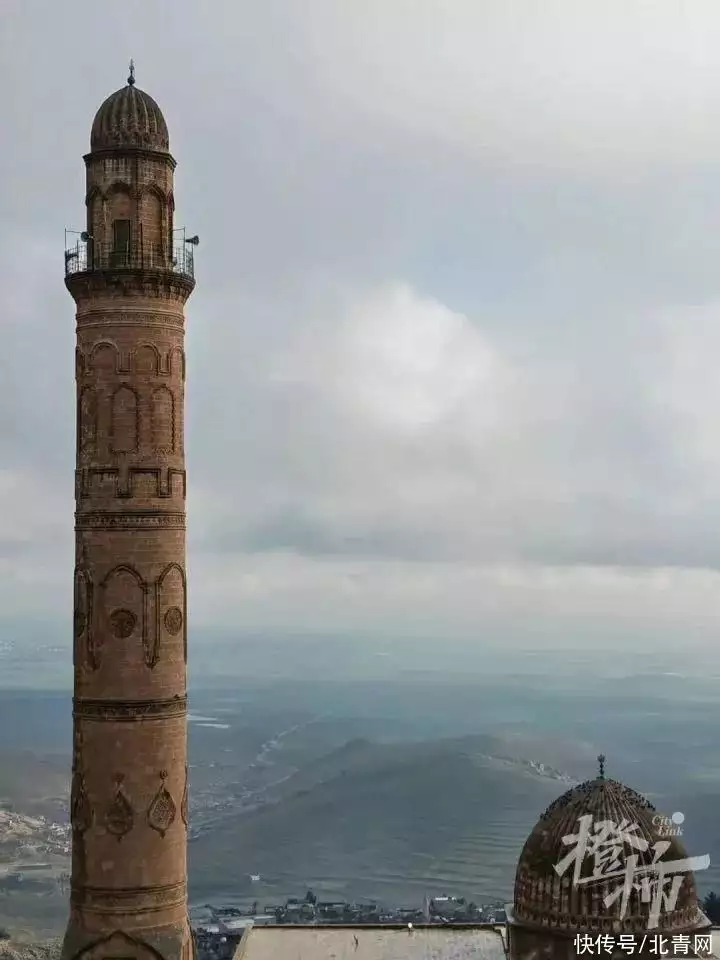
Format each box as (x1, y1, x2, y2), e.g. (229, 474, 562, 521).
(62, 148, 195, 960)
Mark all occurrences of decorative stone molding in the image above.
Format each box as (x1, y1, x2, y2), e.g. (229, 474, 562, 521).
(73, 695, 187, 722)
(75, 510, 186, 530)
(70, 879, 186, 914)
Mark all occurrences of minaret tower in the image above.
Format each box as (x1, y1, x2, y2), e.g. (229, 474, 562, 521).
(63, 65, 196, 960)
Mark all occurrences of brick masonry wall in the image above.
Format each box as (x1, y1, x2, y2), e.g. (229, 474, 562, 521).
(62, 140, 194, 960)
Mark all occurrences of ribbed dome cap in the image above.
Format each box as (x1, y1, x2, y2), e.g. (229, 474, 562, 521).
(514, 774, 704, 935)
(90, 68, 169, 153)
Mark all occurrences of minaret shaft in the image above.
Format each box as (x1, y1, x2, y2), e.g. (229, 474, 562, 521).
(62, 75, 194, 960)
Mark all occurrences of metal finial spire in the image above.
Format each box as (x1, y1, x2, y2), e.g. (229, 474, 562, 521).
(128, 59, 135, 86)
(598, 754, 606, 779)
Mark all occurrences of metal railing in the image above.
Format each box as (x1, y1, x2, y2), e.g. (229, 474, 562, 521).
(64, 241, 194, 280)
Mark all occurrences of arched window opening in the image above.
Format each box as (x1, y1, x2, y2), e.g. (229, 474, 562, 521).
(112, 219, 131, 266)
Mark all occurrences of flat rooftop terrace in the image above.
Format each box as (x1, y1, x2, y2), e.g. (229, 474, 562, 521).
(234, 924, 508, 960)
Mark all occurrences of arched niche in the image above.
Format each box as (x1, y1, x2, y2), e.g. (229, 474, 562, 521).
(106, 181, 132, 218)
(88, 341, 118, 375)
(72, 568, 94, 666)
(99, 564, 147, 669)
(135, 343, 160, 376)
(110, 385, 139, 454)
(139, 185, 165, 264)
(155, 562, 187, 666)
(77, 387, 98, 456)
(169, 346, 185, 381)
(69, 929, 167, 960)
(151, 385, 175, 453)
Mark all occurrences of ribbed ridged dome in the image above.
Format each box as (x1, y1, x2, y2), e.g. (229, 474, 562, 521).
(514, 776, 704, 934)
(90, 78, 169, 153)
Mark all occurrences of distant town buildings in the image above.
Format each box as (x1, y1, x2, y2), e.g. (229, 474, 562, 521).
(193, 893, 505, 936)
(192, 760, 715, 960)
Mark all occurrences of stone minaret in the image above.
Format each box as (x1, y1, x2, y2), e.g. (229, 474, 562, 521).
(62, 64, 195, 960)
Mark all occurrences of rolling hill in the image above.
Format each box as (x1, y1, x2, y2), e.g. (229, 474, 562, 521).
(189, 733, 584, 906)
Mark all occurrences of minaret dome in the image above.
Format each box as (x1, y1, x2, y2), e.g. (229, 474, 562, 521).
(90, 65, 169, 153)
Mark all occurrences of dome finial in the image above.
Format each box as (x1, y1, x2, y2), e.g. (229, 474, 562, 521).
(597, 753, 606, 779)
(128, 59, 135, 86)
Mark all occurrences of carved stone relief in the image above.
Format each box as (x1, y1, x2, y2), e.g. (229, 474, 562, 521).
(73, 607, 86, 638)
(63, 928, 168, 960)
(99, 564, 147, 669)
(77, 466, 186, 501)
(109, 608, 137, 639)
(71, 771, 93, 835)
(73, 570, 87, 639)
(75, 510, 186, 531)
(70, 724, 93, 835)
(105, 774, 134, 840)
(152, 563, 186, 668)
(73, 560, 96, 669)
(164, 606, 183, 636)
(147, 770, 177, 838)
(77, 387, 98, 455)
(78, 563, 187, 669)
(181, 764, 189, 828)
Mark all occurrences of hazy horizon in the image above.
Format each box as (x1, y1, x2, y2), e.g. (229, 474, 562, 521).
(2, 632, 719, 690)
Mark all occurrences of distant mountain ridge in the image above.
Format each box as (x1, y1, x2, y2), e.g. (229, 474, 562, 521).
(264, 734, 577, 806)
(189, 732, 587, 906)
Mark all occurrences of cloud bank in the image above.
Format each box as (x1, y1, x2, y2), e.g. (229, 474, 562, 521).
(3, 0, 720, 649)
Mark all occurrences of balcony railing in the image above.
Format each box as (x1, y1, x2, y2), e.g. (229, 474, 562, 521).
(64, 241, 195, 281)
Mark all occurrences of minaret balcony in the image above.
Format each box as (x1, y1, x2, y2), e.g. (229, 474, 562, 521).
(64, 240, 195, 281)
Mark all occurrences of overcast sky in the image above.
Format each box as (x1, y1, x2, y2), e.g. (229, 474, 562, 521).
(4, 1, 720, 653)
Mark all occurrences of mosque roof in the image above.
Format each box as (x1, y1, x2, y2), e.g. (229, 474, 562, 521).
(233, 926, 507, 960)
(512, 758, 708, 935)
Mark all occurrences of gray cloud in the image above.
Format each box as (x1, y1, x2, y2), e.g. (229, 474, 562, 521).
(4, 0, 720, 643)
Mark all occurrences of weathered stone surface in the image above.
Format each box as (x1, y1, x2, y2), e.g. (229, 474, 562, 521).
(62, 71, 194, 960)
